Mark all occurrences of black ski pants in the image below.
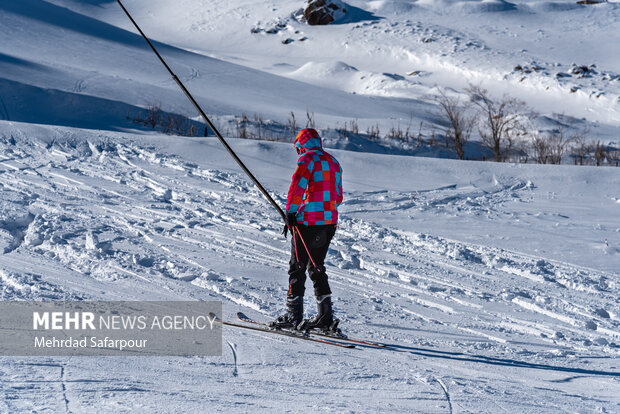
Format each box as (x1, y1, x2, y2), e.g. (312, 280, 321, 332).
(288, 224, 336, 298)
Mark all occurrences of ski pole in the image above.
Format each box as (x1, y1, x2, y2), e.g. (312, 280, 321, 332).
(116, 0, 286, 221)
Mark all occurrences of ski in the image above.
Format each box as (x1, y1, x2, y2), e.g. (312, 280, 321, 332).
(237, 312, 387, 348)
(211, 313, 355, 348)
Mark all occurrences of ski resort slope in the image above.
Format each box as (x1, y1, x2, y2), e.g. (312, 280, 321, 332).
(0, 122, 618, 412)
(1, 0, 620, 140)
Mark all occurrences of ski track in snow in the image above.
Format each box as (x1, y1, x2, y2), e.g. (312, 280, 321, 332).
(0, 128, 619, 412)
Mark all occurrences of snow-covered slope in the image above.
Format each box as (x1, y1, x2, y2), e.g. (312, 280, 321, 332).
(0, 0, 434, 134)
(1, 122, 618, 412)
(1, 0, 619, 140)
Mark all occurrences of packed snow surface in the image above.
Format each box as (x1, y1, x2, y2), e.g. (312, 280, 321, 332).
(0, 122, 618, 412)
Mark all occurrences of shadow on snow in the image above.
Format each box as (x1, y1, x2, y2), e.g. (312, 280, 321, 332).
(375, 342, 619, 378)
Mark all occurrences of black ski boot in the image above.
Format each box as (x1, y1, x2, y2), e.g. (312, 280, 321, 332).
(301, 295, 339, 332)
(270, 296, 303, 330)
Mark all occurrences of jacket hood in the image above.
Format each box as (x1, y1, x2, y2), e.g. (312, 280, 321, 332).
(294, 128, 322, 154)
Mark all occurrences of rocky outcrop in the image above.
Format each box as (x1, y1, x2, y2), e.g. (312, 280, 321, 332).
(304, 0, 347, 26)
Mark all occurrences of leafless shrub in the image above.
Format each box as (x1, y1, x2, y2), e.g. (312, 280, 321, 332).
(336, 121, 349, 140)
(531, 132, 551, 164)
(386, 122, 404, 141)
(547, 127, 575, 164)
(593, 140, 608, 166)
(161, 114, 172, 134)
(512, 137, 530, 164)
(366, 123, 381, 141)
(467, 85, 527, 162)
(433, 89, 475, 160)
(254, 113, 264, 140)
(428, 126, 438, 147)
(145, 104, 162, 129)
(287, 112, 297, 140)
(235, 114, 249, 138)
(386, 118, 414, 142)
(416, 121, 424, 147)
(531, 130, 567, 164)
(132, 111, 143, 124)
(528, 120, 584, 164)
(306, 111, 316, 129)
(129, 105, 201, 137)
(334, 119, 359, 141)
(348, 119, 359, 135)
(607, 149, 620, 167)
(571, 136, 592, 165)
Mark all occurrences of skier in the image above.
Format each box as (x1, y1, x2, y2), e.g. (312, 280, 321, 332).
(272, 128, 343, 331)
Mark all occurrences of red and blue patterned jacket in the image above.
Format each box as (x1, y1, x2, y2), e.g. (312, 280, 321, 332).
(286, 129, 343, 226)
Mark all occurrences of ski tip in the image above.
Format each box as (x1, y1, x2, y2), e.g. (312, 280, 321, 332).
(208, 312, 222, 323)
(236, 311, 250, 320)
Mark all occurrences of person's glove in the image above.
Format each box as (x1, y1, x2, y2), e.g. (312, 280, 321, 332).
(282, 212, 297, 238)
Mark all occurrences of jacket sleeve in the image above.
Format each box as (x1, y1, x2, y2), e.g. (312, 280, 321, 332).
(336, 165, 343, 207)
(286, 157, 313, 214)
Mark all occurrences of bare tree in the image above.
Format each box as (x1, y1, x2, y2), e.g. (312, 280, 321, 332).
(608, 149, 620, 167)
(434, 89, 475, 160)
(526, 116, 588, 165)
(547, 121, 587, 164)
(546, 131, 567, 164)
(529, 130, 570, 165)
(513, 137, 530, 164)
(571, 136, 592, 165)
(467, 85, 527, 162)
(531, 132, 551, 164)
(235, 114, 248, 138)
(593, 140, 608, 166)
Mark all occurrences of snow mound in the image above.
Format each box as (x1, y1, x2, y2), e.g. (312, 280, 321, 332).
(289, 61, 424, 98)
(530, 2, 582, 12)
(367, 0, 416, 13)
(291, 61, 359, 79)
(415, 0, 517, 13)
(460, 0, 518, 13)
